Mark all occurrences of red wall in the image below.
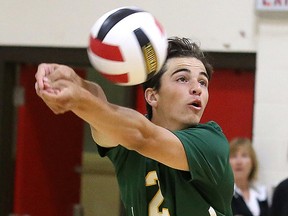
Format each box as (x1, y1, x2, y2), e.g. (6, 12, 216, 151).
(14, 65, 85, 216)
(200, 69, 255, 141)
(136, 69, 255, 141)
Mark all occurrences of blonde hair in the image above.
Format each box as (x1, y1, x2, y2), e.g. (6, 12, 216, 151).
(229, 137, 258, 182)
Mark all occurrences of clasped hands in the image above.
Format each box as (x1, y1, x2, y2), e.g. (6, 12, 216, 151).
(35, 63, 84, 114)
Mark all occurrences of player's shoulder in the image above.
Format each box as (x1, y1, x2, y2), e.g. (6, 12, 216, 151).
(196, 120, 223, 132)
(193, 121, 229, 147)
(174, 121, 227, 145)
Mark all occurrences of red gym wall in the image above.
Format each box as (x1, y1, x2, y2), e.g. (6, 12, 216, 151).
(201, 69, 255, 141)
(136, 69, 255, 141)
(14, 65, 85, 216)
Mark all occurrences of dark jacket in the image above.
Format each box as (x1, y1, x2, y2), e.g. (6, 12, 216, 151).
(232, 185, 269, 216)
(270, 178, 288, 216)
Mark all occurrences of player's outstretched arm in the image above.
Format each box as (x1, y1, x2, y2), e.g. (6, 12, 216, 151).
(35, 63, 188, 170)
(72, 89, 189, 171)
(35, 63, 120, 148)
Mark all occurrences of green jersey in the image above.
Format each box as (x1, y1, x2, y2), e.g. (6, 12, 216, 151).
(97, 121, 234, 216)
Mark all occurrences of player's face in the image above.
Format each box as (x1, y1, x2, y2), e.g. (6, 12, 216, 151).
(151, 57, 209, 130)
(229, 147, 252, 182)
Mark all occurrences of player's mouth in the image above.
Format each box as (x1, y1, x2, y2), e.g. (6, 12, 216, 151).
(188, 100, 202, 110)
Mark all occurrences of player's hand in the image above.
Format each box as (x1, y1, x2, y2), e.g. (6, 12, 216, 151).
(35, 63, 83, 114)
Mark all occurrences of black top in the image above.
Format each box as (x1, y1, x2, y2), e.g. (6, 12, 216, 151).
(231, 185, 269, 216)
(270, 178, 288, 216)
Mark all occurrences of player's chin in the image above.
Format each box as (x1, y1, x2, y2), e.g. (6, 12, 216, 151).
(187, 117, 201, 126)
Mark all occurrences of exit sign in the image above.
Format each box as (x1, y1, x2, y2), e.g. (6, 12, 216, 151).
(256, 0, 288, 11)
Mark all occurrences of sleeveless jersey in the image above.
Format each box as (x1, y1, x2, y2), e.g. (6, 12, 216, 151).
(97, 121, 234, 216)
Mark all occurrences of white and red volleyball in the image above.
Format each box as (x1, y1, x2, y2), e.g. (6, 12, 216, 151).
(87, 6, 168, 86)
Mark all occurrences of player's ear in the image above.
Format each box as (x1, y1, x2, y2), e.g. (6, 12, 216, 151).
(144, 88, 158, 108)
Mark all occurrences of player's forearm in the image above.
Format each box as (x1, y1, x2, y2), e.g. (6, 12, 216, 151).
(82, 80, 107, 102)
(72, 87, 151, 150)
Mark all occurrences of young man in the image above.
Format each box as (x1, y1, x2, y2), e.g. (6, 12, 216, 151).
(35, 37, 233, 216)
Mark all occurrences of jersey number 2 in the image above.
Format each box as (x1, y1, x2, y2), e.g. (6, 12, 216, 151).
(145, 171, 170, 216)
(145, 171, 217, 216)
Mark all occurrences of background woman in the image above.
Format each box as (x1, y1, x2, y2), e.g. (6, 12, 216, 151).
(229, 137, 269, 216)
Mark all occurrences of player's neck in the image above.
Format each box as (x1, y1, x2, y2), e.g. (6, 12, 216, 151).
(151, 116, 184, 131)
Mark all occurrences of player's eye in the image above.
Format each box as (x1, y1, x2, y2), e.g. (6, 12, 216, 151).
(177, 76, 188, 83)
(199, 80, 207, 86)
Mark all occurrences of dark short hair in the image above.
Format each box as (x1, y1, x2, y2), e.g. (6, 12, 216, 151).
(143, 37, 213, 119)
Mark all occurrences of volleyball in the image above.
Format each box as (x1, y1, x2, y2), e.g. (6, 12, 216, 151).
(87, 6, 168, 86)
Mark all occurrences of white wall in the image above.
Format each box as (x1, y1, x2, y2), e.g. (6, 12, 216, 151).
(0, 0, 256, 51)
(81, 153, 120, 216)
(2, 0, 288, 203)
(253, 14, 288, 196)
